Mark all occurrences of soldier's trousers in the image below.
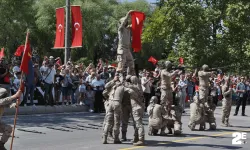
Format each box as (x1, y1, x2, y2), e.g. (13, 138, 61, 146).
(121, 105, 131, 133)
(199, 87, 208, 104)
(222, 101, 232, 123)
(160, 88, 173, 108)
(117, 49, 135, 75)
(103, 101, 122, 137)
(132, 106, 144, 139)
(0, 122, 12, 143)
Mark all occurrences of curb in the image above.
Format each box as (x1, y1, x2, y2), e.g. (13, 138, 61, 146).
(3, 105, 88, 116)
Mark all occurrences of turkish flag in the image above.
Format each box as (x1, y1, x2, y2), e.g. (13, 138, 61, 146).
(131, 11, 145, 52)
(71, 6, 82, 47)
(179, 57, 184, 65)
(20, 32, 32, 74)
(54, 8, 65, 48)
(15, 45, 25, 56)
(148, 56, 158, 65)
(0, 48, 4, 59)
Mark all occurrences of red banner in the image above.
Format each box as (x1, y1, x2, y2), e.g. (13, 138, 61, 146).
(0, 47, 4, 59)
(148, 56, 158, 65)
(71, 6, 82, 47)
(15, 45, 25, 56)
(179, 57, 184, 65)
(54, 8, 65, 48)
(20, 32, 32, 74)
(131, 11, 145, 53)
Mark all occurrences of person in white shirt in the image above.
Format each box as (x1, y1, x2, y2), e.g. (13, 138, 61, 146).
(178, 74, 187, 113)
(85, 72, 96, 84)
(91, 75, 105, 113)
(40, 63, 56, 106)
(141, 72, 153, 112)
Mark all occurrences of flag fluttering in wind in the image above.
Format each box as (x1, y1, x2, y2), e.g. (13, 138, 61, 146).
(148, 56, 158, 65)
(131, 11, 145, 53)
(54, 8, 65, 48)
(0, 48, 4, 59)
(179, 57, 184, 65)
(20, 32, 32, 74)
(15, 45, 25, 56)
(71, 6, 83, 47)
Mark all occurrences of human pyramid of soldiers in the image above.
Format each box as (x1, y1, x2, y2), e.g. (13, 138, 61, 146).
(101, 10, 233, 146)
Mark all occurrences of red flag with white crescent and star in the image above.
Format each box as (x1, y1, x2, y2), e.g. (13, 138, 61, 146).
(0, 47, 4, 59)
(20, 31, 32, 74)
(131, 11, 145, 53)
(179, 57, 184, 65)
(54, 7, 65, 48)
(71, 6, 82, 47)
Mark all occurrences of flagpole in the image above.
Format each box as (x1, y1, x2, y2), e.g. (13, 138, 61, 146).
(10, 30, 29, 150)
(65, 0, 71, 65)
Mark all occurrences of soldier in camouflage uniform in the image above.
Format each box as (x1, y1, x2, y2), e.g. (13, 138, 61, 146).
(188, 95, 206, 131)
(121, 75, 132, 141)
(160, 61, 182, 135)
(221, 77, 233, 127)
(147, 96, 167, 136)
(116, 10, 136, 75)
(204, 96, 217, 130)
(125, 76, 145, 146)
(102, 75, 125, 144)
(0, 88, 22, 150)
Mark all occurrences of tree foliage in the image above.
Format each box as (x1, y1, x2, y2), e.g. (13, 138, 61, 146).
(142, 0, 250, 73)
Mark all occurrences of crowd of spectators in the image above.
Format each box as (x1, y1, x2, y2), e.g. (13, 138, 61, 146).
(0, 56, 249, 114)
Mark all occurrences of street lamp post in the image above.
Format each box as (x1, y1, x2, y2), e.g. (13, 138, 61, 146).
(65, 0, 70, 64)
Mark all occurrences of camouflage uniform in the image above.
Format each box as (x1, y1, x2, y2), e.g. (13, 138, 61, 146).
(147, 96, 167, 136)
(188, 95, 206, 130)
(221, 80, 233, 127)
(0, 88, 14, 148)
(125, 76, 145, 146)
(121, 84, 132, 141)
(102, 80, 125, 144)
(204, 96, 217, 130)
(116, 11, 135, 75)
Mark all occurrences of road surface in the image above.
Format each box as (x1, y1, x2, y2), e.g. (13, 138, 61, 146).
(3, 106, 250, 150)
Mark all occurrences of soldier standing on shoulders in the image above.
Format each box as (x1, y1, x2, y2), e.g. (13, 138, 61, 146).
(116, 10, 136, 75)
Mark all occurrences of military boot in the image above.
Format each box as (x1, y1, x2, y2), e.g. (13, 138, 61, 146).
(199, 123, 205, 131)
(121, 132, 127, 141)
(225, 119, 232, 127)
(114, 135, 122, 144)
(133, 136, 145, 146)
(102, 135, 108, 144)
(108, 131, 114, 140)
(133, 135, 139, 143)
(209, 122, 216, 130)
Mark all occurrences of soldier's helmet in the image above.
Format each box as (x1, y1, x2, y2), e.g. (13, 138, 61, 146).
(150, 96, 158, 104)
(201, 64, 209, 71)
(130, 76, 139, 84)
(164, 61, 172, 69)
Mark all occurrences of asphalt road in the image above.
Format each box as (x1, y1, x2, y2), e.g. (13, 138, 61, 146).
(2, 106, 250, 150)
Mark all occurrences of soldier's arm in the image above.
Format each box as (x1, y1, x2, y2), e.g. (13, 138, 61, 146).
(222, 87, 232, 96)
(118, 10, 134, 30)
(0, 92, 22, 106)
(104, 80, 116, 89)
